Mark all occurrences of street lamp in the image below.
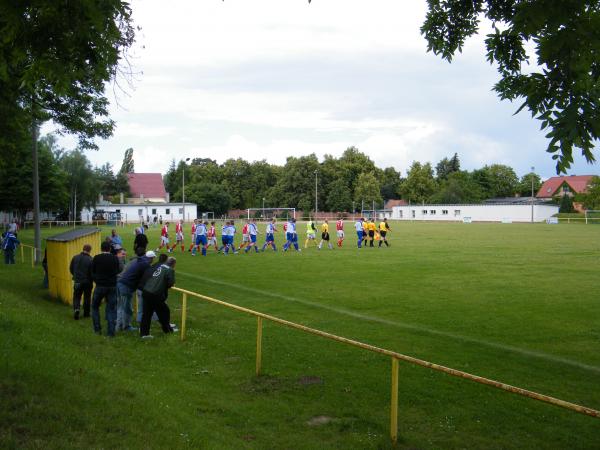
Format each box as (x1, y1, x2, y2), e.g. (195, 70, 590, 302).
(531, 166, 535, 223)
(314, 170, 318, 219)
(182, 157, 190, 222)
(262, 197, 265, 218)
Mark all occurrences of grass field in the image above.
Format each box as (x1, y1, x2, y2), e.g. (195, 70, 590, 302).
(1, 221, 600, 449)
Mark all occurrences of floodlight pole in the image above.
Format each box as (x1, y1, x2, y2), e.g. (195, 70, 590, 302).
(531, 166, 535, 223)
(182, 157, 190, 222)
(314, 170, 318, 220)
(262, 197, 265, 218)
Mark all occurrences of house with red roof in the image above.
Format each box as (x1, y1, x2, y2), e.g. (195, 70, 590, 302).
(127, 173, 168, 203)
(536, 175, 594, 199)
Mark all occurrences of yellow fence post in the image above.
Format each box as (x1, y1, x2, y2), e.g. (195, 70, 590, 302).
(180, 292, 187, 341)
(390, 357, 399, 445)
(20, 246, 24, 263)
(256, 316, 263, 376)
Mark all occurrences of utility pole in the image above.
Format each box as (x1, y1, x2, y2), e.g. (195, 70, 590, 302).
(182, 157, 190, 222)
(314, 170, 318, 219)
(531, 166, 535, 223)
(31, 117, 41, 264)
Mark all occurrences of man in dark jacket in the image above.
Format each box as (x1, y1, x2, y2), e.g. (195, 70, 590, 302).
(116, 247, 153, 331)
(91, 241, 121, 337)
(2, 231, 20, 264)
(69, 244, 93, 319)
(140, 256, 176, 338)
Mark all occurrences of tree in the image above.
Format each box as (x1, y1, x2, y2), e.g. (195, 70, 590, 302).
(484, 164, 519, 198)
(582, 176, 600, 210)
(517, 172, 542, 197)
(95, 163, 118, 198)
(184, 182, 231, 216)
(400, 162, 437, 203)
(326, 179, 352, 212)
(163, 159, 178, 198)
(354, 172, 383, 208)
(421, 0, 600, 173)
(430, 171, 484, 204)
(435, 153, 460, 180)
(119, 148, 135, 174)
(273, 154, 320, 212)
(58, 150, 100, 220)
(559, 194, 575, 213)
(380, 167, 402, 200)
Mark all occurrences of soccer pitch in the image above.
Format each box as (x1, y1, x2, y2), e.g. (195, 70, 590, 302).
(2, 221, 600, 449)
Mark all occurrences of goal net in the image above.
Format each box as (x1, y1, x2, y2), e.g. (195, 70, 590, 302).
(246, 208, 296, 220)
(585, 210, 600, 224)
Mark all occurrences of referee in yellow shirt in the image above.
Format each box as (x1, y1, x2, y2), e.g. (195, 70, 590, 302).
(318, 220, 333, 250)
(367, 219, 377, 247)
(378, 218, 391, 247)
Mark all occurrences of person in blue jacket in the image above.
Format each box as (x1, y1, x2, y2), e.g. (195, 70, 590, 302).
(1, 231, 20, 264)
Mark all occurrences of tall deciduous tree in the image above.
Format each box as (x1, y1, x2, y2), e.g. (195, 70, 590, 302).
(436, 153, 460, 180)
(421, 0, 600, 172)
(400, 162, 437, 203)
(354, 172, 383, 207)
(517, 172, 542, 197)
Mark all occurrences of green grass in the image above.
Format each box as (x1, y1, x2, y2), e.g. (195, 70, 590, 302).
(1, 221, 600, 449)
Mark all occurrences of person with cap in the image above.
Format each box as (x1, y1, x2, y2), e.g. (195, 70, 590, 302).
(139, 256, 177, 338)
(116, 247, 153, 331)
(91, 240, 121, 337)
(1, 230, 20, 265)
(69, 244, 93, 319)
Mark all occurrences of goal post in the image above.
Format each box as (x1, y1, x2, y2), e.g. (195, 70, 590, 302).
(246, 207, 295, 220)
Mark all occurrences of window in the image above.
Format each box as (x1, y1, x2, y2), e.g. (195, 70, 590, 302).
(138, 209, 143, 216)
(152, 208, 157, 215)
(115, 209, 120, 213)
(422, 210, 428, 215)
(430, 210, 436, 215)
(454, 210, 461, 216)
(398, 211, 403, 218)
(411, 210, 415, 218)
(178, 208, 183, 214)
(562, 185, 570, 193)
(165, 208, 170, 214)
(442, 210, 448, 215)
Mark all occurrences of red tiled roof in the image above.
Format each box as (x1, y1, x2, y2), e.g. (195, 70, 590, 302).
(127, 173, 167, 199)
(385, 199, 408, 208)
(536, 175, 594, 198)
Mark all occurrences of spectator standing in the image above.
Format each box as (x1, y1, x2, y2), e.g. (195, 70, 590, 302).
(116, 247, 152, 331)
(140, 256, 177, 338)
(91, 241, 121, 337)
(136, 252, 160, 324)
(69, 244, 93, 319)
(133, 227, 148, 254)
(2, 231, 20, 264)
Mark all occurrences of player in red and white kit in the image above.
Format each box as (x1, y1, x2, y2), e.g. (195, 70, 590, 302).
(336, 218, 344, 247)
(238, 221, 250, 250)
(207, 221, 218, 251)
(169, 219, 184, 253)
(188, 219, 197, 252)
(156, 222, 170, 251)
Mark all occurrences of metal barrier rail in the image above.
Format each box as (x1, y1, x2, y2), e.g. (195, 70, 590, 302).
(172, 286, 600, 444)
(19, 243, 37, 268)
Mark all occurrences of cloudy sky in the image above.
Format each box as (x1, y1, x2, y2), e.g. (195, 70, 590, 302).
(45, 0, 599, 179)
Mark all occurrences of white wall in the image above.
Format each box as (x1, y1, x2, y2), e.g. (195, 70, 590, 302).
(81, 203, 198, 223)
(391, 204, 558, 222)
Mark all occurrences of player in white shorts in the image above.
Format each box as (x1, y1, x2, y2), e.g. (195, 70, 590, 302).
(336, 218, 344, 247)
(169, 219, 184, 253)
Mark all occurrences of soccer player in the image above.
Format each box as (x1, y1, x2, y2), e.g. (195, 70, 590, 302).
(355, 217, 364, 248)
(245, 219, 260, 253)
(188, 219, 197, 252)
(379, 218, 391, 247)
(262, 218, 277, 251)
(336, 217, 344, 247)
(156, 222, 169, 252)
(192, 220, 207, 256)
(304, 218, 317, 248)
(361, 218, 369, 247)
(283, 218, 300, 252)
(207, 221, 218, 251)
(170, 219, 184, 253)
(318, 220, 333, 250)
(238, 220, 250, 250)
(368, 218, 376, 247)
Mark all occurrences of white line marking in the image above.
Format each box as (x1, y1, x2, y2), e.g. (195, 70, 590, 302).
(178, 270, 600, 375)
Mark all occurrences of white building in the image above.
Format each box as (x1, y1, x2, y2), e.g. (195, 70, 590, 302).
(391, 203, 558, 223)
(81, 203, 198, 224)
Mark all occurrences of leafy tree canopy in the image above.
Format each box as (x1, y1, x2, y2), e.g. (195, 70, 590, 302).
(421, 0, 600, 173)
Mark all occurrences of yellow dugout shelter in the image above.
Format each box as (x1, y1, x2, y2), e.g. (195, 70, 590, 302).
(46, 228, 101, 304)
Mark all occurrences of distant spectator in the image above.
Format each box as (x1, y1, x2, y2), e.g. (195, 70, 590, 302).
(140, 256, 177, 338)
(110, 229, 122, 246)
(1, 231, 20, 264)
(116, 247, 153, 332)
(133, 227, 148, 254)
(8, 219, 18, 235)
(91, 241, 121, 337)
(69, 244, 93, 319)
(159, 215, 163, 225)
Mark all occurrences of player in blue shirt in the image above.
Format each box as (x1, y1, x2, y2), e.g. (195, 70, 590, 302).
(192, 221, 208, 256)
(354, 218, 364, 248)
(244, 219, 260, 253)
(283, 218, 300, 252)
(261, 219, 277, 251)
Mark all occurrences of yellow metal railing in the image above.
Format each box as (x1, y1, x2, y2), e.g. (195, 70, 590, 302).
(19, 243, 37, 268)
(172, 286, 600, 445)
